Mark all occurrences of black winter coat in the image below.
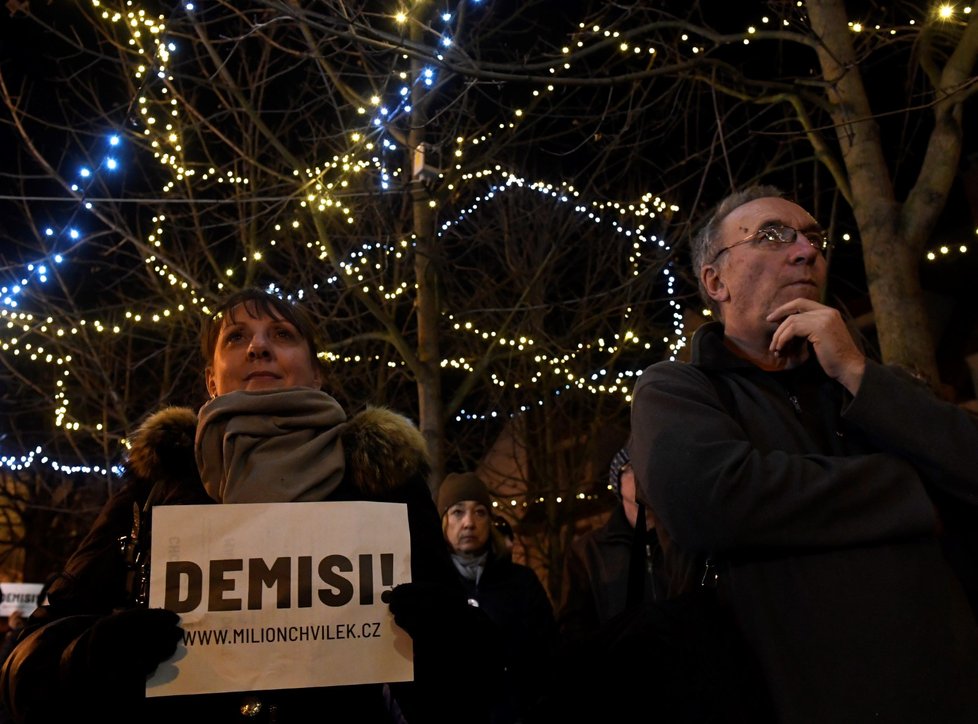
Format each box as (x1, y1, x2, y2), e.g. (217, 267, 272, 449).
(556, 505, 666, 638)
(453, 543, 557, 724)
(1, 405, 456, 724)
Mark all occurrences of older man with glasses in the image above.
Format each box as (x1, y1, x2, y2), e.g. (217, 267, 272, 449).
(630, 185, 978, 723)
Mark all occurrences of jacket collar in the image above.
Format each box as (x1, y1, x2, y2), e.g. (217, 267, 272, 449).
(691, 321, 758, 372)
(691, 321, 823, 380)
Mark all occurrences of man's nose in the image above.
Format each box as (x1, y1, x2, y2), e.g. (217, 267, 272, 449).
(790, 235, 820, 264)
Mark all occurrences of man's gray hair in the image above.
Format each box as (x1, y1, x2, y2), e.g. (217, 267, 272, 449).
(691, 184, 785, 317)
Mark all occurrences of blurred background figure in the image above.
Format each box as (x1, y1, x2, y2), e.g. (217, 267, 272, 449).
(556, 446, 665, 638)
(492, 515, 515, 553)
(437, 472, 557, 724)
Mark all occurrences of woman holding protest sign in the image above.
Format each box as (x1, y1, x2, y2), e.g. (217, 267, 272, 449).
(0, 289, 485, 724)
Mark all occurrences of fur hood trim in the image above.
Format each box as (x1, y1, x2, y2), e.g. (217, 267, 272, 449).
(127, 406, 199, 483)
(126, 404, 429, 497)
(341, 406, 430, 496)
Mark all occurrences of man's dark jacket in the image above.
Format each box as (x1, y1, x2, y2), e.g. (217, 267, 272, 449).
(631, 322, 978, 724)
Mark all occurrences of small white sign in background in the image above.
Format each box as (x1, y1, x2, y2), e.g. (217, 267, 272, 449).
(0, 582, 44, 617)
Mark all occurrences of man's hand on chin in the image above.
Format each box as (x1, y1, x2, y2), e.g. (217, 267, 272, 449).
(766, 298, 866, 395)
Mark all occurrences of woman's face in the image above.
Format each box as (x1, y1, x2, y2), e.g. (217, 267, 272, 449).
(205, 304, 322, 397)
(444, 500, 491, 555)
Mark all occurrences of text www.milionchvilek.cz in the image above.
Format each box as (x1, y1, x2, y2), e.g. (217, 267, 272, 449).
(183, 621, 384, 646)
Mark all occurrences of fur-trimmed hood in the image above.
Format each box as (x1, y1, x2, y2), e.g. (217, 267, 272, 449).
(127, 406, 199, 484)
(126, 404, 430, 497)
(341, 406, 431, 496)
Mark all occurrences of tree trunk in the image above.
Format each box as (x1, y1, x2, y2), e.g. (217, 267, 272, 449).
(806, 0, 941, 381)
(860, 218, 936, 378)
(411, 20, 446, 490)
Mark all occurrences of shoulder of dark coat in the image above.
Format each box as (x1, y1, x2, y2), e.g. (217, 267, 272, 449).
(590, 506, 635, 545)
(634, 357, 707, 395)
(342, 406, 431, 496)
(490, 557, 552, 604)
(568, 526, 599, 559)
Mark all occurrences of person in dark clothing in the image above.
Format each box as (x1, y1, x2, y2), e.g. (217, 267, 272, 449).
(0, 289, 457, 724)
(436, 472, 558, 724)
(556, 447, 666, 637)
(541, 446, 770, 724)
(631, 186, 978, 723)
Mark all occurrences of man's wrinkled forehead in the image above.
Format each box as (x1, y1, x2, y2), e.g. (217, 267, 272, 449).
(722, 196, 818, 238)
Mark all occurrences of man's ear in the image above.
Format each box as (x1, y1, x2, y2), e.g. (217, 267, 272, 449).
(702, 265, 729, 304)
(205, 367, 218, 398)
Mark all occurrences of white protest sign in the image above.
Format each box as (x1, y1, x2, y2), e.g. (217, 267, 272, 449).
(0, 583, 44, 617)
(146, 501, 413, 697)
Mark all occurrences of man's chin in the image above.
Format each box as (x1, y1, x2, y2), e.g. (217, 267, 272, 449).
(785, 284, 822, 300)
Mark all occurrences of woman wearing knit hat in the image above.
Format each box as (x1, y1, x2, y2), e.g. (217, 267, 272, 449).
(435, 472, 558, 724)
(437, 472, 496, 560)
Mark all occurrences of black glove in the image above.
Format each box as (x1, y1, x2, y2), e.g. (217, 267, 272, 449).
(389, 582, 501, 724)
(60, 608, 182, 710)
(388, 581, 471, 639)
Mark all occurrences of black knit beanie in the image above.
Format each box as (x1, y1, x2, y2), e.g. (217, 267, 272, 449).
(437, 472, 492, 517)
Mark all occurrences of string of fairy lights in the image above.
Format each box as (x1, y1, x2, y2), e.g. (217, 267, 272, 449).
(2, 1, 975, 478)
(439, 174, 682, 422)
(0, 0, 676, 475)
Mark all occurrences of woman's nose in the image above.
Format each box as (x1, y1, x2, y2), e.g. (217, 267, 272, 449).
(247, 334, 271, 359)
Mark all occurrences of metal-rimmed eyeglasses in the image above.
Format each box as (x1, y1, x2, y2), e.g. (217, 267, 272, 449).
(709, 224, 830, 264)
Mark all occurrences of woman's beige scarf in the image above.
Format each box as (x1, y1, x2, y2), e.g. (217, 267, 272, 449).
(196, 388, 347, 503)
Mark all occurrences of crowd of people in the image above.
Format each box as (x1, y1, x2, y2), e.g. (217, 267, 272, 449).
(2, 185, 978, 723)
